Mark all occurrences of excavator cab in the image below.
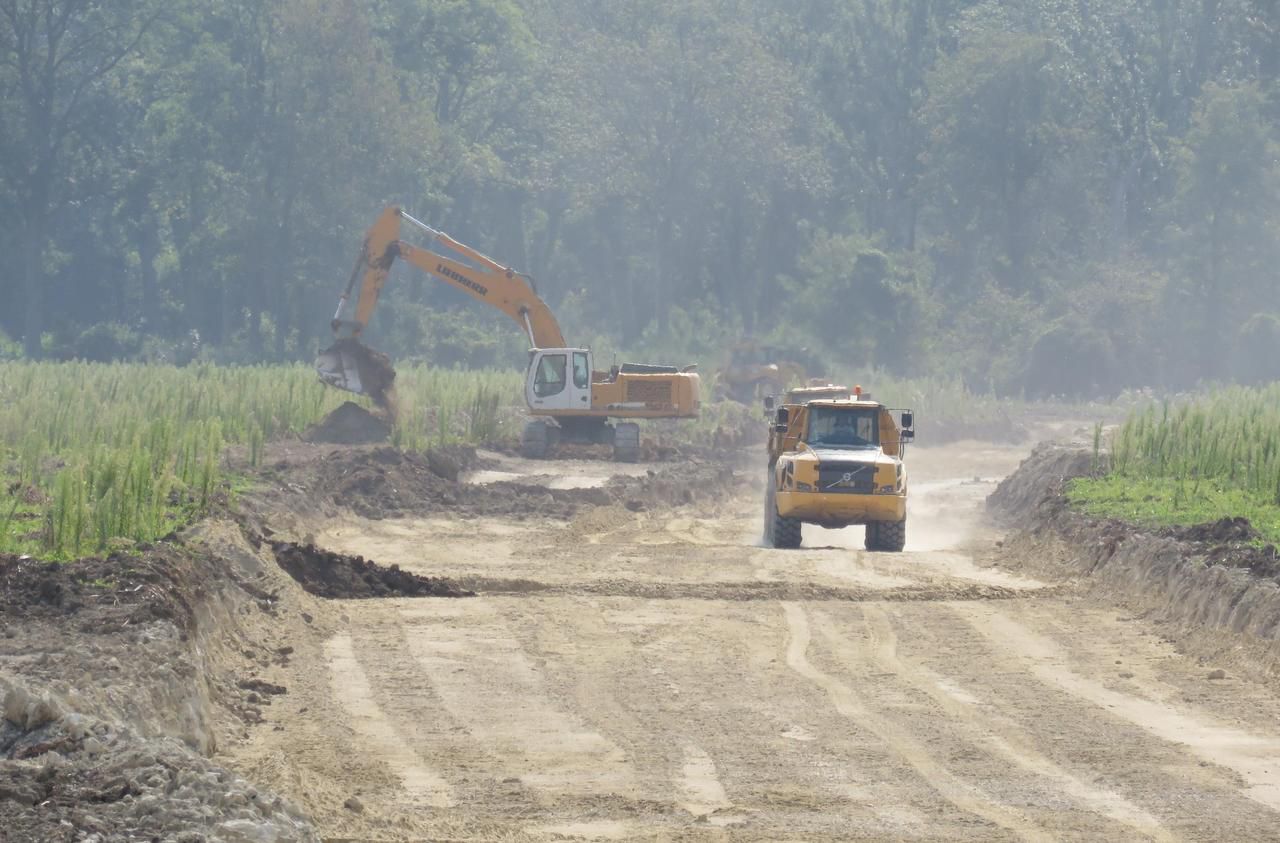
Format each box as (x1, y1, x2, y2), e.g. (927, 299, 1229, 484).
(526, 348, 593, 411)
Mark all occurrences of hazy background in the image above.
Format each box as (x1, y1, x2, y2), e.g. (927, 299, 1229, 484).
(1, 0, 1277, 397)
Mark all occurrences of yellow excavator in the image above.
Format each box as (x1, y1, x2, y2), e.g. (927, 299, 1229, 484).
(316, 206, 701, 461)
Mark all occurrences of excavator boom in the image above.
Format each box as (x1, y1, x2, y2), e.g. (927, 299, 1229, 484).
(330, 206, 566, 349)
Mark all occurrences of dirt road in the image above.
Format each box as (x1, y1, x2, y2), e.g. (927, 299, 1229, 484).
(226, 440, 1280, 841)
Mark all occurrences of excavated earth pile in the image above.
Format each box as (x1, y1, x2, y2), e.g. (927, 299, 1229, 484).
(245, 444, 736, 524)
(988, 445, 1280, 673)
(302, 401, 391, 445)
(270, 541, 473, 599)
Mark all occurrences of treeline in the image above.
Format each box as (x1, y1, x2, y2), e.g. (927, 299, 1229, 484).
(1, 0, 1277, 397)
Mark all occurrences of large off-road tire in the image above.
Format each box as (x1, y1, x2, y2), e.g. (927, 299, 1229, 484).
(613, 422, 641, 462)
(868, 518, 906, 552)
(520, 420, 551, 459)
(765, 479, 802, 549)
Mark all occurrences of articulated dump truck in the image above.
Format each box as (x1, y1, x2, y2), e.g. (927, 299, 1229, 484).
(763, 390, 915, 552)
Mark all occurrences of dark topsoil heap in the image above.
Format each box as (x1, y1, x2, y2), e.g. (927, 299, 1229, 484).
(0, 551, 192, 630)
(303, 401, 392, 445)
(270, 540, 473, 599)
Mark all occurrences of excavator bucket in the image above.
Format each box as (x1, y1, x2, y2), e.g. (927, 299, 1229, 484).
(315, 338, 397, 409)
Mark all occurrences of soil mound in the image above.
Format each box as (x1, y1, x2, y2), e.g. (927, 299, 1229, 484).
(0, 706, 314, 842)
(249, 444, 736, 523)
(304, 401, 392, 445)
(270, 541, 473, 599)
(314, 446, 459, 519)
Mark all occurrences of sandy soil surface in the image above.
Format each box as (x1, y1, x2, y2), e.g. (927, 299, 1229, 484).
(222, 441, 1280, 842)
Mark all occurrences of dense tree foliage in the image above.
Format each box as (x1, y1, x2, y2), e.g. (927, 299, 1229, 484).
(1, 0, 1277, 396)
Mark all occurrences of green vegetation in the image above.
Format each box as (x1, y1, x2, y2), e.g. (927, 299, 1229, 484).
(0, 362, 522, 557)
(1069, 386, 1280, 543)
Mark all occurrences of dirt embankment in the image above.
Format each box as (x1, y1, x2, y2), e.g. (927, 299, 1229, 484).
(988, 445, 1280, 682)
(0, 528, 321, 841)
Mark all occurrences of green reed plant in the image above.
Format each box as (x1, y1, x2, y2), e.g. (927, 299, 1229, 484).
(1071, 384, 1280, 542)
(0, 361, 526, 557)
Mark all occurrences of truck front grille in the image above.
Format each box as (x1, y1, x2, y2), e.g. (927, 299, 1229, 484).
(816, 465, 877, 494)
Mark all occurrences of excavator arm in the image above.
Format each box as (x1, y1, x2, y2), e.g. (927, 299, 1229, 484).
(330, 206, 566, 349)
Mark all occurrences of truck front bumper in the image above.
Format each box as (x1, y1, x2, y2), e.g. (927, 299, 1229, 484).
(776, 491, 906, 527)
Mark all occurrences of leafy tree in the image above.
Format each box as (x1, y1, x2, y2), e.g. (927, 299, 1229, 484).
(0, 0, 164, 356)
(1171, 82, 1280, 378)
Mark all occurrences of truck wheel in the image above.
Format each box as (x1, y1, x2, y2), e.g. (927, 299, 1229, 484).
(520, 420, 551, 459)
(765, 480, 802, 549)
(877, 518, 906, 553)
(613, 422, 640, 462)
(864, 522, 882, 551)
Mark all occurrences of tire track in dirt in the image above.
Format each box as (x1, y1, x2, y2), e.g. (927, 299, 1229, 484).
(955, 604, 1280, 814)
(526, 600, 702, 810)
(677, 743, 734, 819)
(857, 604, 1174, 841)
(398, 600, 637, 799)
(781, 602, 1054, 842)
(532, 597, 907, 835)
(323, 632, 456, 809)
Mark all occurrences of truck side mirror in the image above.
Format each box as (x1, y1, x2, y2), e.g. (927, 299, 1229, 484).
(774, 406, 789, 433)
(902, 429, 915, 441)
(901, 411, 914, 430)
(763, 396, 775, 411)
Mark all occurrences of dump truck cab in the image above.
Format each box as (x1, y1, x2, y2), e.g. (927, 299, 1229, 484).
(764, 396, 914, 552)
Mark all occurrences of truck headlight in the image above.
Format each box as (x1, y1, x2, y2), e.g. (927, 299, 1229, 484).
(797, 482, 813, 492)
(878, 484, 895, 494)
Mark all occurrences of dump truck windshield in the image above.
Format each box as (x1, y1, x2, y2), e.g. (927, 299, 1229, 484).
(806, 406, 879, 449)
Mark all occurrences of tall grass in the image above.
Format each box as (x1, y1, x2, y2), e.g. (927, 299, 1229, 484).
(0, 361, 523, 557)
(390, 367, 523, 450)
(1069, 385, 1280, 541)
(1108, 385, 1280, 504)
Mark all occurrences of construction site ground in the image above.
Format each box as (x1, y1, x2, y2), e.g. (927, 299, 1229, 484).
(5, 424, 1280, 841)
(224, 429, 1280, 842)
